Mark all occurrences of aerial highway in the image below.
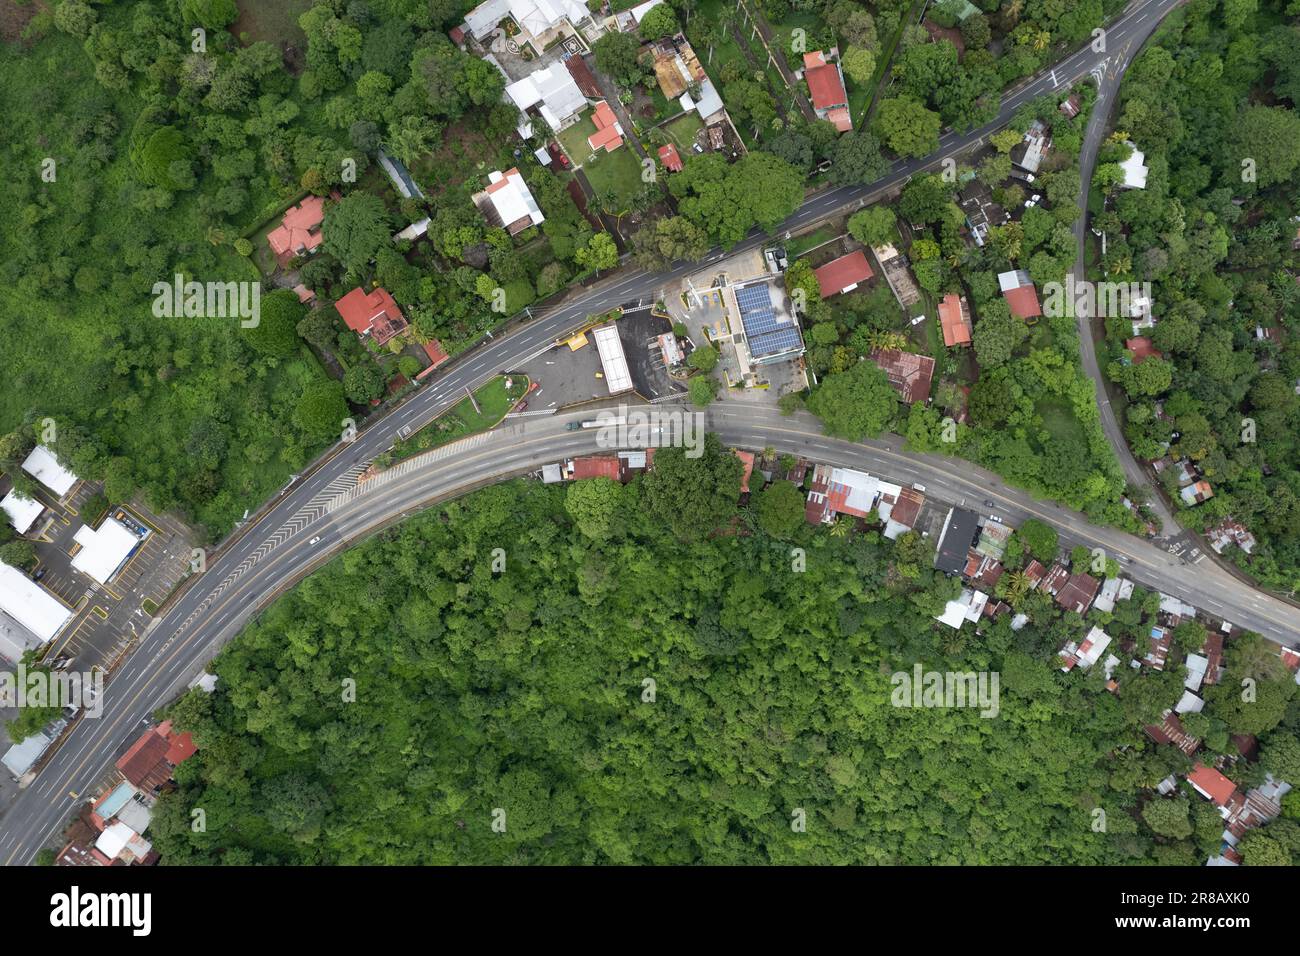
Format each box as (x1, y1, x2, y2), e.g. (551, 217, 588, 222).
(0, 0, 1214, 863)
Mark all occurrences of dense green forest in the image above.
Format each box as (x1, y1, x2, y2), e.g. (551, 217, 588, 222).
(1096, 0, 1300, 590)
(151, 440, 1299, 864)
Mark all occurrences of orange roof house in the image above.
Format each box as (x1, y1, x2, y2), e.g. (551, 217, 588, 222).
(566, 456, 622, 481)
(803, 52, 851, 132)
(587, 101, 624, 153)
(658, 143, 683, 172)
(814, 250, 873, 298)
(266, 194, 334, 268)
(997, 270, 1042, 320)
(116, 722, 197, 792)
(335, 287, 409, 347)
(939, 294, 973, 347)
(1189, 763, 1238, 808)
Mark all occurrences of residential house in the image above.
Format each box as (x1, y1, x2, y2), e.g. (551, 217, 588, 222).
(1180, 480, 1214, 506)
(335, 286, 409, 347)
(1118, 141, 1148, 189)
(997, 269, 1042, 320)
(266, 193, 334, 268)
(813, 250, 873, 298)
(462, 0, 591, 53)
(505, 62, 588, 133)
(1060, 625, 1112, 672)
(801, 51, 851, 132)
(1010, 120, 1051, 174)
(957, 179, 1007, 247)
(657, 143, 683, 172)
(1055, 571, 1100, 614)
(587, 100, 624, 153)
(934, 507, 981, 574)
(936, 587, 990, 629)
(938, 294, 972, 347)
(115, 721, 197, 793)
(1205, 519, 1256, 555)
(869, 348, 935, 404)
(877, 485, 924, 539)
(1145, 712, 1201, 757)
(564, 456, 622, 481)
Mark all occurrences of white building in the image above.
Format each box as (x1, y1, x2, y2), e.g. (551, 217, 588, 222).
(474, 168, 546, 236)
(935, 588, 989, 629)
(21, 445, 77, 498)
(2, 728, 56, 778)
(1, 490, 44, 535)
(591, 324, 633, 395)
(1060, 625, 1112, 672)
(505, 62, 588, 131)
(71, 515, 141, 585)
(0, 561, 72, 649)
(464, 0, 591, 42)
(1118, 142, 1148, 189)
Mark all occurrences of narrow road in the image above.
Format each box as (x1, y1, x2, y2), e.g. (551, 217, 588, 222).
(1069, 10, 1180, 533)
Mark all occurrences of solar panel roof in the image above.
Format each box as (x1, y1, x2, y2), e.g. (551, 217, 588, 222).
(735, 284, 802, 359)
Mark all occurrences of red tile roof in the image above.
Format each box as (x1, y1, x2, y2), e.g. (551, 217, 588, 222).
(1055, 572, 1100, 614)
(813, 250, 873, 298)
(1003, 282, 1042, 319)
(335, 287, 408, 346)
(658, 143, 683, 172)
(266, 195, 328, 266)
(1189, 763, 1238, 807)
(116, 728, 174, 791)
(569, 456, 621, 481)
(588, 101, 623, 153)
(939, 294, 972, 346)
(869, 348, 934, 404)
(158, 720, 197, 766)
(803, 51, 848, 113)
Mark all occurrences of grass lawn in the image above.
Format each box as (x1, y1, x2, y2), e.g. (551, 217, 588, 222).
(380, 376, 530, 467)
(580, 147, 647, 213)
(1037, 397, 1088, 445)
(662, 111, 704, 151)
(787, 226, 838, 258)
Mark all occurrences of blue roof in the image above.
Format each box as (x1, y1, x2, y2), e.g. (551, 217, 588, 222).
(735, 284, 803, 360)
(96, 781, 136, 819)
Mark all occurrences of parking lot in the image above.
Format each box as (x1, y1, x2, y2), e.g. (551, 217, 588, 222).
(26, 483, 194, 671)
(512, 306, 685, 409)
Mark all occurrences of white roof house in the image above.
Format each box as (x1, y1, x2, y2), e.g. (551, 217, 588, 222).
(1060, 625, 1112, 672)
(505, 62, 588, 131)
(71, 516, 140, 585)
(466, 0, 590, 39)
(21, 445, 77, 497)
(1118, 142, 1148, 189)
(2, 729, 55, 778)
(1175, 689, 1205, 714)
(935, 588, 989, 629)
(1184, 653, 1210, 691)
(0, 561, 72, 644)
(997, 269, 1034, 294)
(1, 490, 44, 535)
(478, 168, 545, 235)
(591, 324, 634, 395)
(95, 821, 152, 862)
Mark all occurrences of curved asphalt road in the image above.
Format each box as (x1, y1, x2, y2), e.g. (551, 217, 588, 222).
(0, 0, 1213, 864)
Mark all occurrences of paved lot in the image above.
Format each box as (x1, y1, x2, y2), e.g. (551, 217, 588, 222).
(26, 484, 194, 671)
(513, 307, 685, 408)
